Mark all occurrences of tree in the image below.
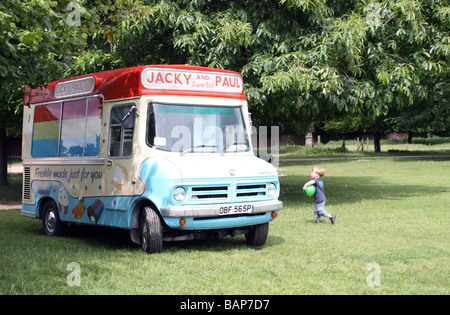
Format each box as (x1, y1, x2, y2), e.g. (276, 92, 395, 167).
(386, 69, 450, 139)
(0, 0, 95, 185)
(82, 0, 449, 138)
(255, 0, 449, 129)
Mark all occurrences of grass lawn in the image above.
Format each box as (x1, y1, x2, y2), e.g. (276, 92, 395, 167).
(0, 158, 449, 295)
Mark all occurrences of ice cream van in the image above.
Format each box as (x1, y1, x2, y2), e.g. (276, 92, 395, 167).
(21, 65, 283, 253)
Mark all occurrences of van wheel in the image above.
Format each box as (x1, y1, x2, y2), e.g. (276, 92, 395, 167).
(245, 223, 269, 246)
(42, 200, 66, 236)
(140, 206, 163, 254)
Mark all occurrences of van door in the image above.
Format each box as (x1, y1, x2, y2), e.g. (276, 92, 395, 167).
(105, 104, 138, 205)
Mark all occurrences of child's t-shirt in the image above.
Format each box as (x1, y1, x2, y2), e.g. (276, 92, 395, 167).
(314, 178, 326, 203)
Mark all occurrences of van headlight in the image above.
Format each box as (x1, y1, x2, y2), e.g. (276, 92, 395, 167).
(174, 187, 187, 202)
(267, 183, 277, 197)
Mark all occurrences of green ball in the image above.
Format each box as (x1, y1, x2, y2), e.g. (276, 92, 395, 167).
(303, 185, 316, 196)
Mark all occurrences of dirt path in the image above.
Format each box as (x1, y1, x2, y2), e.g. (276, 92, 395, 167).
(7, 164, 23, 174)
(0, 201, 21, 210)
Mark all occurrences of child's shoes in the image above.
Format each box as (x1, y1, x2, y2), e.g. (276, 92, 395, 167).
(330, 214, 336, 224)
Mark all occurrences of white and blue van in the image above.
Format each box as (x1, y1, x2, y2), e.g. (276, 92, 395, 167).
(22, 65, 282, 253)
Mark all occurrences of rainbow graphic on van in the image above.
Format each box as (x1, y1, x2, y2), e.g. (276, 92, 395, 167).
(31, 98, 102, 158)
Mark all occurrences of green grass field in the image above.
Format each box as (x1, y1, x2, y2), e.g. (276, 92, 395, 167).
(1, 157, 449, 295)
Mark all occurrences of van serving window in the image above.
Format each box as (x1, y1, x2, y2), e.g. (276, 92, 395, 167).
(32, 102, 61, 157)
(31, 96, 102, 158)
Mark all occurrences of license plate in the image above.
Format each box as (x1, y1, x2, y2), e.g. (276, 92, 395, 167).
(218, 203, 253, 216)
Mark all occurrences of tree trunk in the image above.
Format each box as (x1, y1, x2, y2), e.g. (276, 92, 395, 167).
(373, 132, 381, 153)
(407, 132, 413, 144)
(0, 127, 8, 186)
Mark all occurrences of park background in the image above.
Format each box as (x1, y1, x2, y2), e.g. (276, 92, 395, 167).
(0, 0, 449, 295)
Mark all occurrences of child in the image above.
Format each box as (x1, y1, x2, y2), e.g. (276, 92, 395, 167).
(303, 166, 336, 224)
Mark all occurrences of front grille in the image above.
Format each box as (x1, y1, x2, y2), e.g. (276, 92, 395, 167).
(191, 186, 229, 200)
(236, 184, 266, 199)
(187, 182, 271, 202)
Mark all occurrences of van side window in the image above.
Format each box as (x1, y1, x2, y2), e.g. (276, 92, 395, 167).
(32, 102, 61, 157)
(31, 97, 102, 158)
(84, 97, 103, 156)
(60, 99, 87, 157)
(60, 97, 102, 157)
(109, 105, 135, 158)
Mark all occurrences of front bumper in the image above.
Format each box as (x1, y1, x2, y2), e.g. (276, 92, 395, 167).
(161, 200, 283, 218)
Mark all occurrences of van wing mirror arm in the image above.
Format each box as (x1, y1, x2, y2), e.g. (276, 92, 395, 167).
(122, 106, 138, 122)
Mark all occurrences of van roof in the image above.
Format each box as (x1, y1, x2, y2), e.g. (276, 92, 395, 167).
(24, 65, 246, 105)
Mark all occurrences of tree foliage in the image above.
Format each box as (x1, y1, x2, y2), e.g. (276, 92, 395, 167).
(386, 71, 450, 134)
(72, 0, 449, 129)
(3, 0, 449, 125)
(0, 0, 94, 112)
(0, 0, 97, 184)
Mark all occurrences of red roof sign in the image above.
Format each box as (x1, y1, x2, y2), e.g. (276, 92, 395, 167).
(141, 68, 243, 94)
(24, 65, 246, 105)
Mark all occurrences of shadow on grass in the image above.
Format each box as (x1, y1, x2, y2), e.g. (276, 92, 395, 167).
(163, 234, 285, 253)
(386, 137, 450, 146)
(29, 221, 285, 254)
(63, 225, 136, 251)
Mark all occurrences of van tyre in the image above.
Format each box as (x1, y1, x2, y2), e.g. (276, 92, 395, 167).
(42, 200, 67, 236)
(140, 206, 163, 254)
(245, 223, 269, 246)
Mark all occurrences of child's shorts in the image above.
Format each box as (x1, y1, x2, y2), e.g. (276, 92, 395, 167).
(314, 201, 330, 218)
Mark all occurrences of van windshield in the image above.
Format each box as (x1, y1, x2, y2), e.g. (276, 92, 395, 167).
(147, 103, 250, 153)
